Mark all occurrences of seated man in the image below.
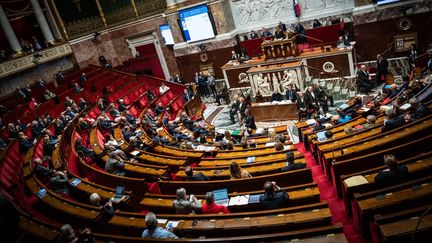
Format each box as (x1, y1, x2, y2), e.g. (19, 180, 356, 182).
(374, 154, 409, 184)
(142, 212, 178, 239)
(75, 138, 96, 159)
(216, 84, 230, 105)
(357, 65, 374, 94)
(281, 151, 306, 172)
(185, 166, 209, 181)
(259, 181, 288, 210)
(201, 191, 230, 214)
(182, 88, 194, 103)
(271, 89, 283, 102)
(18, 132, 34, 154)
(118, 99, 127, 112)
(105, 152, 126, 176)
(50, 171, 69, 195)
(361, 115, 377, 130)
(108, 103, 121, 118)
(172, 188, 201, 214)
(154, 103, 168, 116)
(408, 97, 430, 121)
(381, 109, 405, 133)
(89, 193, 115, 216)
(33, 158, 50, 178)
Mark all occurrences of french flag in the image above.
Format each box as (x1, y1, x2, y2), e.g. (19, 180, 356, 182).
(293, 0, 301, 17)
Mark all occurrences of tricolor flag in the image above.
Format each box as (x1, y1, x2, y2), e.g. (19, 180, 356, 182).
(293, 0, 301, 17)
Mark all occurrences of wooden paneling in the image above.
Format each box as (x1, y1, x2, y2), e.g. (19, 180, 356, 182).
(175, 46, 235, 83)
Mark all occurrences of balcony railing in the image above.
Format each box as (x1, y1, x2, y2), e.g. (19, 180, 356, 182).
(0, 43, 73, 78)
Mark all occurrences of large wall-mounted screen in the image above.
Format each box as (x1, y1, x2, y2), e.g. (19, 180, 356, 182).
(179, 4, 216, 43)
(159, 24, 175, 45)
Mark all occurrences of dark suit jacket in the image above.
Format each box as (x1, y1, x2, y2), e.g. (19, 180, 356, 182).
(238, 102, 246, 114)
(183, 92, 193, 102)
(357, 70, 370, 85)
(315, 88, 328, 104)
(186, 172, 209, 181)
(374, 165, 409, 184)
(280, 163, 306, 172)
(245, 114, 257, 130)
(271, 93, 283, 102)
(304, 91, 318, 108)
(411, 104, 430, 121)
(381, 116, 405, 133)
(296, 96, 308, 110)
(285, 90, 297, 102)
(377, 59, 389, 75)
(259, 191, 289, 210)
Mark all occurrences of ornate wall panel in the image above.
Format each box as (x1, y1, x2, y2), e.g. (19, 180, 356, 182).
(229, 0, 354, 30)
(99, 0, 136, 26)
(53, 0, 104, 39)
(134, 0, 166, 17)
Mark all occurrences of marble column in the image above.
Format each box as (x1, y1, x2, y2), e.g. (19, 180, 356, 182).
(166, 0, 177, 7)
(30, 0, 55, 44)
(0, 4, 22, 52)
(43, 0, 62, 40)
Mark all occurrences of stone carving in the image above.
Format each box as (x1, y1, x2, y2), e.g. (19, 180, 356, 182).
(238, 73, 249, 83)
(255, 73, 271, 95)
(272, 73, 280, 92)
(230, 0, 352, 29)
(230, 0, 290, 27)
(280, 70, 298, 91)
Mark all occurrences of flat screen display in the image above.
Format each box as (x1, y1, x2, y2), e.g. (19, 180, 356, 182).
(159, 24, 175, 45)
(179, 4, 215, 42)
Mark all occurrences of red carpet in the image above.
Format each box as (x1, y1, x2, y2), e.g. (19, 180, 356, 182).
(295, 143, 370, 243)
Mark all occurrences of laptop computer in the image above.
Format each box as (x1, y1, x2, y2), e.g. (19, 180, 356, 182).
(213, 188, 229, 206)
(111, 186, 125, 202)
(316, 131, 328, 142)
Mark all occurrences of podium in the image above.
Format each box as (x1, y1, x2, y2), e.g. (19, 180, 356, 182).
(261, 33, 299, 60)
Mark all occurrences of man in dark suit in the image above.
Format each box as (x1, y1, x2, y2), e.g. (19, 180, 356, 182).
(314, 83, 333, 113)
(259, 181, 289, 210)
(304, 86, 319, 113)
(285, 85, 297, 102)
(408, 98, 430, 121)
(357, 65, 374, 94)
(270, 89, 283, 102)
(376, 54, 389, 84)
(374, 154, 409, 184)
(182, 88, 193, 103)
(381, 109, 405, 133)
(244, 109, 256, 130)
(184, 166, 209, 181)
(154, 103, 168, 116)
(229, 95, 240, 124)
(281, 151, 306, 172)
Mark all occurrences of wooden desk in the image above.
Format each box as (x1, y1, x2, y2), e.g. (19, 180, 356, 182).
(250, 103, 298, 121)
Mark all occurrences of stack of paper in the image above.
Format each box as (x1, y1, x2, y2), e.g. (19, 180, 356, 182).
(265, 142, 276, 147)
(344, 175, 368, 187)
(228, 195, 250, 206)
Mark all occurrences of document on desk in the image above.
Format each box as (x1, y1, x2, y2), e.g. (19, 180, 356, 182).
(166, 220, 179, 228)
(306, 119, 316, 125)
(157, 218, 168, 224)
(344, 175, 368, 187)
(229, 195, 250, 206)
(130, 150, 140, 156)
(265, 142, 276, 147)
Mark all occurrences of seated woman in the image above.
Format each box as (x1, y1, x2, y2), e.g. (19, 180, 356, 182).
(229, 162, 252, 179)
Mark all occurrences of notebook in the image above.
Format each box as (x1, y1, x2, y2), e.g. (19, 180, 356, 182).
(213, 188, 229, 206)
